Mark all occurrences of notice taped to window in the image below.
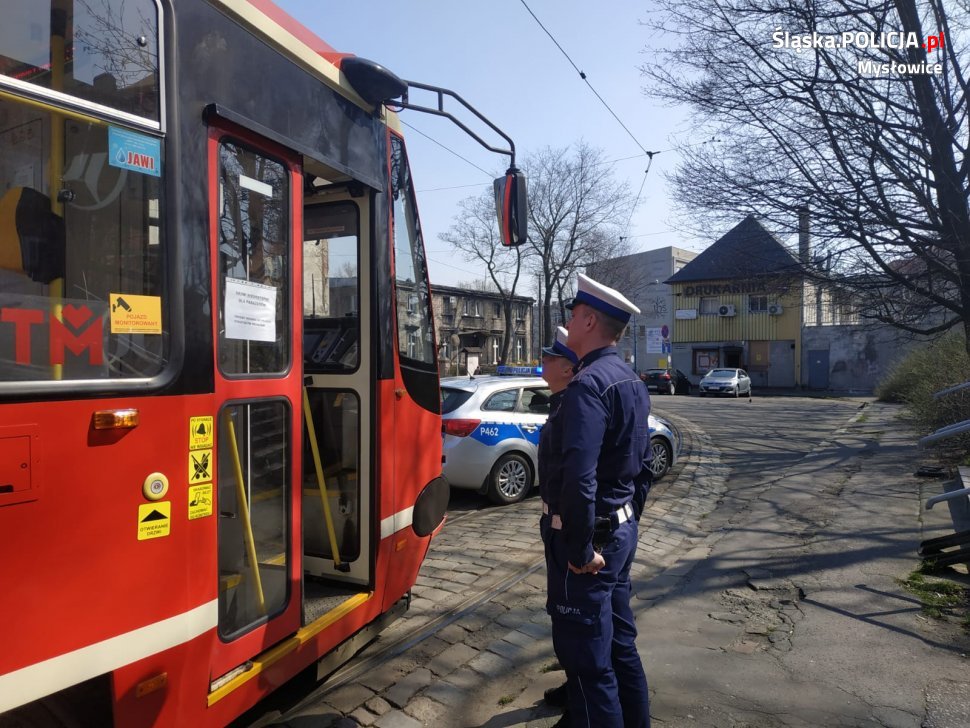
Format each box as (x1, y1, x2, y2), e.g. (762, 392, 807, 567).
(225, 278, 277, 343)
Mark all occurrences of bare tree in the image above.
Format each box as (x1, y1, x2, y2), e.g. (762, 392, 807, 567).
(643, 0, 970, 350)
(525, 143, 635, 343)
(439, 192, 527, 365)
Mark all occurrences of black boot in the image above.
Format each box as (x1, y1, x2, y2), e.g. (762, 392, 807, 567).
(543, 682, 568, 707)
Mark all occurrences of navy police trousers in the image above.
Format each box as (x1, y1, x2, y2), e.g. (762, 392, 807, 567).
(544, 517, 650, 728)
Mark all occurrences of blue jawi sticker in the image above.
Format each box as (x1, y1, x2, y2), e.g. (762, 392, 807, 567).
(108, 127, 161, 177)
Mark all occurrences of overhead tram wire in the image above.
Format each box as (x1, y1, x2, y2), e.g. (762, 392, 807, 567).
(401, 120, 495, 179)
(417, 152, 656, 193)
(518, 0, 657, 159)
(625, 156, 653, 236)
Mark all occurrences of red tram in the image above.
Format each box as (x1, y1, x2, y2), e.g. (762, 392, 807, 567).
(0, 1, 525, 724)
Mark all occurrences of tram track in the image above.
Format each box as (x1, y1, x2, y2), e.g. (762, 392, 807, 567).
(250, 498, 544, 728)
(269, 556, 546, 724)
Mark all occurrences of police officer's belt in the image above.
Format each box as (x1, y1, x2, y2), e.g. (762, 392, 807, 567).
(542, 501, 634, 531)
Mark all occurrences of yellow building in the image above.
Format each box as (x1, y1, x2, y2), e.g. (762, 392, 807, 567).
(666, 216, 803, 388)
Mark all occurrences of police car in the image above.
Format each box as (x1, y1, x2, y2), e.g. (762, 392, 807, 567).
(441, 368, 678, 505)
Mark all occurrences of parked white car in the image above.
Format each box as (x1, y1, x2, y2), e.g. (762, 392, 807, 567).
(441, 374, 678, 505)
(699, 368, 752, 397)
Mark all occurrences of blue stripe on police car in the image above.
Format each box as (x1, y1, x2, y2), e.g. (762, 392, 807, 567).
(470, 422, 541, 447)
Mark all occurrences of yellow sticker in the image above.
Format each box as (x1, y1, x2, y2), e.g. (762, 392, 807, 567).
(188, 483, 213, 520)
(189, 416, 214, 450)
(188, 449, 212, 484)
(138, 501, 171, 540)
(109, 293, 163, 334)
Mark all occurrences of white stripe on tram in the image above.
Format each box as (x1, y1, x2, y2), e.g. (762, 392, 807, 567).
(0, 599, 218, 713)
(380, 506, 415, 540)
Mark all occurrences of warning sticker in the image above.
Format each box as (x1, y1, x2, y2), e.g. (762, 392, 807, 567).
(109, 293, 163, 334)
(189, 416, 214, 451)
(188, 483, 213, 520)
(138, 501, 171, 540)
(189, 449, 212, 484)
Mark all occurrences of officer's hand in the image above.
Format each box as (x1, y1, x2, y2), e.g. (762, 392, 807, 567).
(568, 552, 606, 575)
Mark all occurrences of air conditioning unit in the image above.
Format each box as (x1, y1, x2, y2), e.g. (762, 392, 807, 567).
(717, 304, 736, 317)
(768, 303, 783, 315)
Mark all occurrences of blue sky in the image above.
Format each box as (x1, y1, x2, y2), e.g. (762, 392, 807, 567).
(275, 1, 705, 288)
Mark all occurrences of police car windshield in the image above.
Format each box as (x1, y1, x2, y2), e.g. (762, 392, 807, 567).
(441, 387, 473, 414)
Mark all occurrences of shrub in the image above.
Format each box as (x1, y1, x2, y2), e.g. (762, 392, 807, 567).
(874, 333, 970, 459)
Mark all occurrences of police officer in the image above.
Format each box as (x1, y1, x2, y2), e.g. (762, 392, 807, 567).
(539, 326, 578, 529)
(546, 274, 653, 728)
(537, 326, 578, 711)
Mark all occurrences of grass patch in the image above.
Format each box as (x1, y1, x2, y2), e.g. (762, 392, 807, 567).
(898, 571, 967, 618)
(539, 662, 561, 674)
(856, 414, 869, 423)
(498, 694, 516, 706)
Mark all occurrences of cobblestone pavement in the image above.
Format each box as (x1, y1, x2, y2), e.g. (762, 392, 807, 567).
(277, 413, 730, 727)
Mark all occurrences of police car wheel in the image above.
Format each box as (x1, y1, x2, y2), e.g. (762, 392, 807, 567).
(649, 437, 672, 481)
(487, 453, 532, 505)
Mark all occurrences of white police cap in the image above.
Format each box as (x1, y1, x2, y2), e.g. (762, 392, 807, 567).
(541, 325, 578, 364)
(566, 273, 640, 324)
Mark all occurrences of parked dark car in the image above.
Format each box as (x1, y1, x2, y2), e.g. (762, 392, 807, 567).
(641, 368, 692, 395)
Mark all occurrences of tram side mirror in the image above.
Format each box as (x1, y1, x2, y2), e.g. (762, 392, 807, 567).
(494, 168, 528, 247)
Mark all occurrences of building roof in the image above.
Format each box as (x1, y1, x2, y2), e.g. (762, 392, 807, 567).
(666, 215, 799, 284)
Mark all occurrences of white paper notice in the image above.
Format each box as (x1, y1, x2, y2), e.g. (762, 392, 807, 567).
(225, 278, 277, 342)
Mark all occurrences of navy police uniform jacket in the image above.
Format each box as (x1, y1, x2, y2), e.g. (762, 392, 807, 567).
(557, 346, 652, 568)
(538, 390, 566, 512)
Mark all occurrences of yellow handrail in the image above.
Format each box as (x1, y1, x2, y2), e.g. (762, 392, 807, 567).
(302, 387, 343, 567)
(222, 409, 266, 615)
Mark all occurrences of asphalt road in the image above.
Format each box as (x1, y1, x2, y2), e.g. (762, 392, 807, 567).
(651, 392, 866, 484)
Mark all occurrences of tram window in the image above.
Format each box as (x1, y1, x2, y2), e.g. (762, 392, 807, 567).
(303, 202, 359, 372)
(217, 140, 289, 376)
(0, 0, 160, 123)
(0, 95, 168, 384)
(217, 400, 290, 639)
(390, 135, 435, 366)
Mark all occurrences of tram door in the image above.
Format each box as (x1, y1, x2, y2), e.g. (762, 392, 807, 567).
(301, 182, 372, 592)
(207, 125, 304, 679)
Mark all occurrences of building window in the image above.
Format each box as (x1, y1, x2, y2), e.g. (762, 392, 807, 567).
(693, 348, 719, 374)
(515, 336, 525, 361)
(464, 299, 483, 317)
(491, 338, 499, 363)
(699, 297, 720, 315)
(748, 295, 768, 313)
(407, 294, 417, 313)
(494, 303, 502, 317)
(406, 331, 417, 359)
